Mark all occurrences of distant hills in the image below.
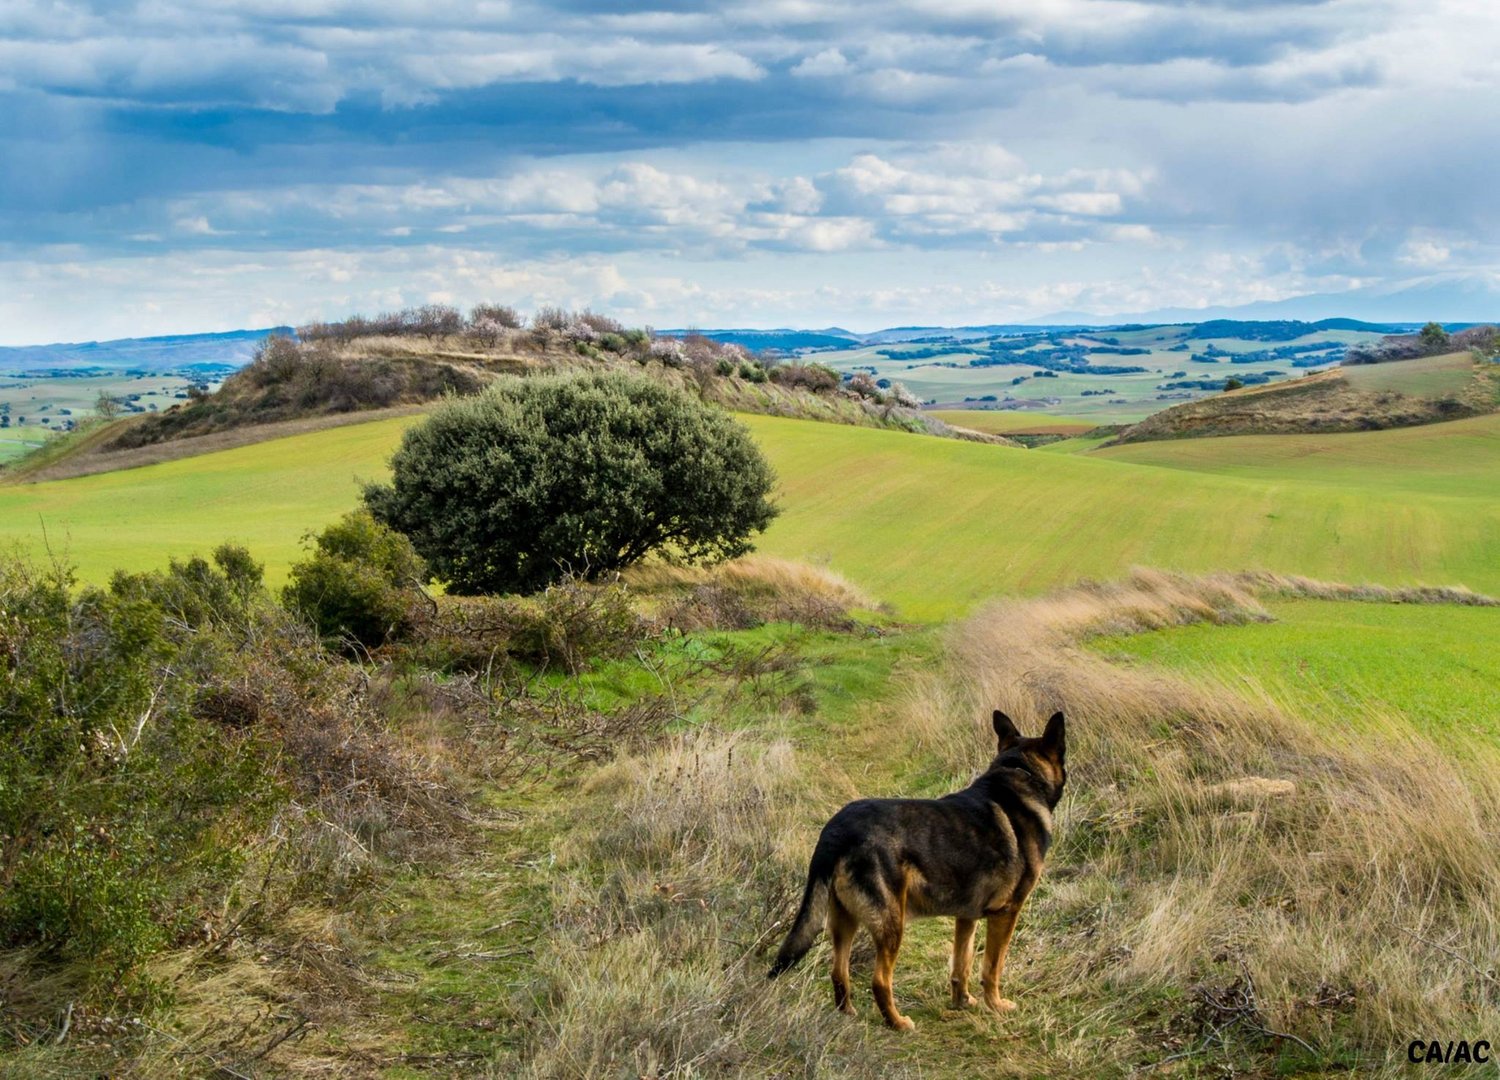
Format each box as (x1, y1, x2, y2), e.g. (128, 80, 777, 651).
(0, 328, 290, 376)
(1035, 273, 1500, 326)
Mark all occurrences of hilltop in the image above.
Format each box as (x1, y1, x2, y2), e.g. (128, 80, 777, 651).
(4, 307, 1012, 483)
(1111, 349, 1500, 445)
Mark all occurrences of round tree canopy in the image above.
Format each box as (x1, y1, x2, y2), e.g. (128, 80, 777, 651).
(364, 371, 779, 594)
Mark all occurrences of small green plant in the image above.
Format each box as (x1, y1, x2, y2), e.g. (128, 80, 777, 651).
(1224, 377, 1244, 391)
(282, 510, 427, 650)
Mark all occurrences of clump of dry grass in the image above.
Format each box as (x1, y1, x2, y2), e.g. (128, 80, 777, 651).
(517, 732, 901, 1078)
(907, 570, 1500, 1071)
(627, 555, 879, 631)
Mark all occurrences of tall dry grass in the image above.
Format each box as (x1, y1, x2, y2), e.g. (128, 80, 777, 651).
(516, 568, 1500, 1076)
(908, 568, 1500, 1071)
(514, 733, 901, 1078)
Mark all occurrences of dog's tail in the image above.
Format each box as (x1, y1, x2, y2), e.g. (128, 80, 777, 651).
(767, 848, 836, 978)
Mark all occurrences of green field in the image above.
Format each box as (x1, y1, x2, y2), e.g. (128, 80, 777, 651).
(1094, 599, 1500, 744)
(1340, 349, 1476, 395)
(1096, 411, 1500, 499)
(4, 409, 1498, 620)
(0, 415, 420, 585)
(811, 325, 1380, 421)
(0, 434, 47, 463)
(0, 371, 218, 436)
(925, 410, 1098, 435)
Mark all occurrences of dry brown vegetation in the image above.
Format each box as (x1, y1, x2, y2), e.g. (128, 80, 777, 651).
(104, 336, 484, 451)
(508, 568, 1500, 1076)
(1114, 360, 1500, 444)
(10, 560, 1492, 1077)
(900, 569, 1500, 1073)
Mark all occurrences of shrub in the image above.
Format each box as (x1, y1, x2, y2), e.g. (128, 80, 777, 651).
(532, 306, 572, 331)
(1419, 320, 1450, 351)
(510, 576, 647, 675)
(740, 361, 767, 383)
(770, 362, 839, 393)
(283, 511, 428, 651)
(0, 554, 281, 987)
(470, 303, 522, 329)
(108, 338, 483, 450)
(402, 304, 464, 338)
(364, 372, 779, 595)
(1224, 376, 1245, 391)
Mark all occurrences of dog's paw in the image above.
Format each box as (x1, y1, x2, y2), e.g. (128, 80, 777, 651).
(888, 1015, 916, 1032)
(952, 992, 978, 1009)
(985, 996, 1017, 1014)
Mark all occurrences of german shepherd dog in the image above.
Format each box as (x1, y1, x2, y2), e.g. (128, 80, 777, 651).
(768, 710, 1065, 1030)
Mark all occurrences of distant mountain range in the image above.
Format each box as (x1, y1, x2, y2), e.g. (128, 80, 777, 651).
(1032, 272, 1500, 326)
(0, 328, 290, 375)
(6, 272, 1497, 371)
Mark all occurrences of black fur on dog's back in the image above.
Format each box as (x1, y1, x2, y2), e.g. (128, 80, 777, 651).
(768, 710, 1066, 981)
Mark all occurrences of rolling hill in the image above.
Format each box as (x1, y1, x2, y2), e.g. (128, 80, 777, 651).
(3, 408, 1497, 620)
(1111, 351, 1500, 444)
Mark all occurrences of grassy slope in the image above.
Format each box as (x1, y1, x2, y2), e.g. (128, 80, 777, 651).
(0, 415, 419, 585)
(1, 411, 1498, 618)
(746, 415, 1500, 617)
(1094, 411, 1500, 499)
(925, 410, 1098, 435)
(1094, 598, 1500, 745)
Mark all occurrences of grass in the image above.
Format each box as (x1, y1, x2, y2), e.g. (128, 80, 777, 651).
(0, 414, 419, 586)
(0, 435, 45, 463)
(1093, 597, 1500, 744)
(1095, 410, 1500, 499)
(2, 410, 1499, 618)
(743, 414, 1500, 617)
(1341, 349, 1476, 395)
(925, 410, 1098, 435)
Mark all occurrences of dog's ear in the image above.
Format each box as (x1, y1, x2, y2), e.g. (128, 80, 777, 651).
(992, 709, 1021, 750)
(1040, 711, 1066, 761)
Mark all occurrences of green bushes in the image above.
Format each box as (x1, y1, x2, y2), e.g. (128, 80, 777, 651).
(0, 551, 281, 985)
(365, 372, 778, 595)
(282, 511, 427, 650)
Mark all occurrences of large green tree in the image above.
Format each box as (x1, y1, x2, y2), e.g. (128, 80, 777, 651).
(364, 372, 779, 594)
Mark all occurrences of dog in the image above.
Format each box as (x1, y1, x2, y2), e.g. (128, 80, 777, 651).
(767, 709, 1066, 1031)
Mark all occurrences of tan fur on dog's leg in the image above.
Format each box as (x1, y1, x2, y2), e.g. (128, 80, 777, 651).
(981, 907, 1022, 1013)
(950, 918, 979, 1008)
(828, 898, 858, 1015)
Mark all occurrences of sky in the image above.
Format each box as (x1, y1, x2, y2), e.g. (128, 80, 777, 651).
(2, 0, 1499, 344)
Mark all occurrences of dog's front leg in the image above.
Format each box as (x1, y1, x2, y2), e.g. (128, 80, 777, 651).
(950, 918, 979, 1007)
(981, 906, 1021, 1013)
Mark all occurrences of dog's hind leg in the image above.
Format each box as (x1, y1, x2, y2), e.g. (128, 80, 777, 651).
(828, 897, 857, 1016)
(950, 918, 979, 1008)
(980, 905, 1022, 1014)
(870, 884, 914, 1031)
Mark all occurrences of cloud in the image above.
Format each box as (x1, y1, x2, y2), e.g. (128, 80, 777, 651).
(3, 0, 1499, 342)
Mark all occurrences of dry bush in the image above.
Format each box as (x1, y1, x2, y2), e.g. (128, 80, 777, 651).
(470, 303, 523, 329)
(628, 555, 877, 631)
(901, 569, 1500, 1072)
(518, 733, 898, 1078)
(107, 336, 482, 450)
